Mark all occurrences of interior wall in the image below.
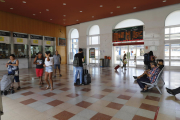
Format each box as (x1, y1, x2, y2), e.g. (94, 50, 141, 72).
(0, 11, 67, 64)
(66, 4, 180, 66)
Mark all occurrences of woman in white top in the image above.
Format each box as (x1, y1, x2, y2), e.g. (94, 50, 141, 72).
(44, 51, 54, 90)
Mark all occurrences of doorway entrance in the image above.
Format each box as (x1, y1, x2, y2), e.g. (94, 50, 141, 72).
(114, 45, 144, 67)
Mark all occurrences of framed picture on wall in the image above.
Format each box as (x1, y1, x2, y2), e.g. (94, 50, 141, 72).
(58, 38, 66, 46)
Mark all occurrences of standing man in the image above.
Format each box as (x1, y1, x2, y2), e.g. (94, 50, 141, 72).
(74, 48, 84, 85)
(53, 50, 62, 77)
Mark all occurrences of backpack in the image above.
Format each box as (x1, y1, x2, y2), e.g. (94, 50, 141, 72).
(144, 53, 150, 65)
(73, 56, 79, 67)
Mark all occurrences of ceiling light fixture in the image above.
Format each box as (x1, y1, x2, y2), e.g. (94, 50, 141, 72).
(76, 20, 79, 21)
(39, 12, 41, 13)
(64, 22, 65, 24)
(63, 3, 66, 5)
(110, 12, 113, 14)
(10, 8, 13, 10)
(22, 1, 26, 3)
(46, 9, 49, 11)
(133, 7, 137, 9)
(92, 16, 94, 18)
(33, 14, 35, 16)
(117, 6, 120, 8)
(80, 11, 82, 12)
(63, 19, 66, 21)
(50, 19, 52, 20)
(100, 5, 103, 7)
(162, 0, 166, 2)
(63, 15, 66, 17)
(0, 0, 5, 2)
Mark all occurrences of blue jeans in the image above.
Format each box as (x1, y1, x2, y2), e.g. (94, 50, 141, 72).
(74, 67, 83, 84)
(137, 77, 150, 89)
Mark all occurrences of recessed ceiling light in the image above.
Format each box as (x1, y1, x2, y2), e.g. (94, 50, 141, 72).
(133, 7, 137, 9)
(100, 5, 103, 7)
(46, 9, 49, 11)
(22, 1, 26, 3)
(80, 11, 82, 12)
(163, 0, 166, 2)
(33, 14, 35, 16)
(50, 19, 52, 20)
(76, 20, 79, 21)
(64, 22, 65, 24)
(110, 12, 113, 14)
(63, 3, 66, 5)
(117, 6, 120, 8)
(92, 16, 94, 18)
(0, 0, 5, 2)
(63, 15, 66, 17)
(10, 8, 13, 10)
(39, 12, 41, 13)
(63, 19, 66, 21)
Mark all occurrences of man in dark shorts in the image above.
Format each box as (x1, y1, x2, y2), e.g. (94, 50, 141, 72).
(74, 48, 84, 85)
(53, 50, 62, 77)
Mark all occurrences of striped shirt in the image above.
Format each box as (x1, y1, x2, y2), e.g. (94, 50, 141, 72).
(148, 67, 160, 83)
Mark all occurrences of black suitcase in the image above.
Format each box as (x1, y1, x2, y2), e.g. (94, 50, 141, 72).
(84, 74, 91, 85)
(76, 79, 80, 85)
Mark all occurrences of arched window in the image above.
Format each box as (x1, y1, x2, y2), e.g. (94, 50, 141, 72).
(88, 25, 100, 45)
(69, 29, 79, 64)
(88, 25, 100, 64)
(113, 19, 144, 67)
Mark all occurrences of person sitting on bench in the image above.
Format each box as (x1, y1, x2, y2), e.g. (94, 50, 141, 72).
(166, 87, 180, 96)
(133, 60, 164, 80)
(137, 62, 160, 92)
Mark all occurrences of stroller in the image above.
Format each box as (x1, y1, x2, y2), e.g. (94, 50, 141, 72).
(0, 74, 15, 96)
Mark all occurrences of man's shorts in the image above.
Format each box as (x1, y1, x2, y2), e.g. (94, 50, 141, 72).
(36, 68, 44, 77)
(45, 66, 53, 73)
(54, 64, 60, 69)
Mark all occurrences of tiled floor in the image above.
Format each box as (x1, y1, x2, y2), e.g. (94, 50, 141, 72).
(1, 65, 180, 120)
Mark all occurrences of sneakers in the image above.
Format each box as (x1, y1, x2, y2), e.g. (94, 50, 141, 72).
(166, 87, 175, 96)
(133, 76, 137, 79)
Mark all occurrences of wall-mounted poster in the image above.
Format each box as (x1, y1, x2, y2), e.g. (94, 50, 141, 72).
(112, 26, 143, 42)
(89, 48, 95, 58)
(58, 38, 66, 46)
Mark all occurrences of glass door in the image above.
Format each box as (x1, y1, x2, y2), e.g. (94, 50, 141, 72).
(69, 39, 78, 64)
(129, 45, 136, 67)
(89, 47, 100, 64)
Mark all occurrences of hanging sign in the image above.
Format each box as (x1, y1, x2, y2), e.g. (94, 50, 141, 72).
(17, 38, 23, 43)
(33, 40, 38, 44)
(44, 37, 55, 41)
(44, 36, 55, 46)
(46, 41, 51, 45)
(30, 35, 43, 45)
(30, 35, 43, 40)
(0, 31, 11, 44)
(89, 48, 95, 58)
(112, 26, 143, 42)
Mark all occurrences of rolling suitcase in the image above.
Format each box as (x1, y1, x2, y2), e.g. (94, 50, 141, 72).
(114, 65, 120, 70)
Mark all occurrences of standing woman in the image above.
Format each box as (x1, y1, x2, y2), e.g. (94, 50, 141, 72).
(122, 53, 127, 70)
(44, 51, 54, 90)
(6, 54, 21, 90)
(33, 52, 45, 85)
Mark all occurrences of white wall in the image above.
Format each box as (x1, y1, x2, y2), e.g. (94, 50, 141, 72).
(66, 4, 180, 66)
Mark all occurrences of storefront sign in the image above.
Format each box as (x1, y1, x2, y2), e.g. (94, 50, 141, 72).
(89, 48, 95, 58)
(46, 41, 51, 45)
(0, 31, 10, 36)
(44, 37, 55, 41)
(33, 40, 38, 44)
(58, 38, 66, 46)
(0, 37, 4, 41)
(112, 26, 143, 42)
(13, 33, 28, 38)
(30, 35, 43, 40)
(17, 38, 23, 43)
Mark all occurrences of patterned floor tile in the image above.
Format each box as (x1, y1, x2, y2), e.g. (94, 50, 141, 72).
(136, 108, 155, 119)
(91, 94, 105, 99)
(76, 109, 97, 119)
(20, 98, 37, 105)
(47, 100, 64, 107)
(43, 92, 56, 97)
(76, 101, 92, 108)
(145, 95, 160, 102)
(91, 113, 112, 120)
(140, 103, 159, 112)
(132, 115, 153, 120)
(53, 111, 75, 120)
(66, 105, 85, 114)
(106, 102, 124, 110)
(21, 91, 34, 96)
(103, 89, 114, 93)
(117, 95, 131, 100)
(66, 93, 79, 98)
(60, 88, 70, 91)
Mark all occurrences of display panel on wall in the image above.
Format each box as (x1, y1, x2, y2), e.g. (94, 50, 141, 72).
(13, 32, 28, 44)
(44, 37, 55, 46)
(30, 35, 43, 45)
(89, 48, 95, 58)
(58, 38, 66, 46)
(0, 31, 11, 44)
(112, 26, 143, 42)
